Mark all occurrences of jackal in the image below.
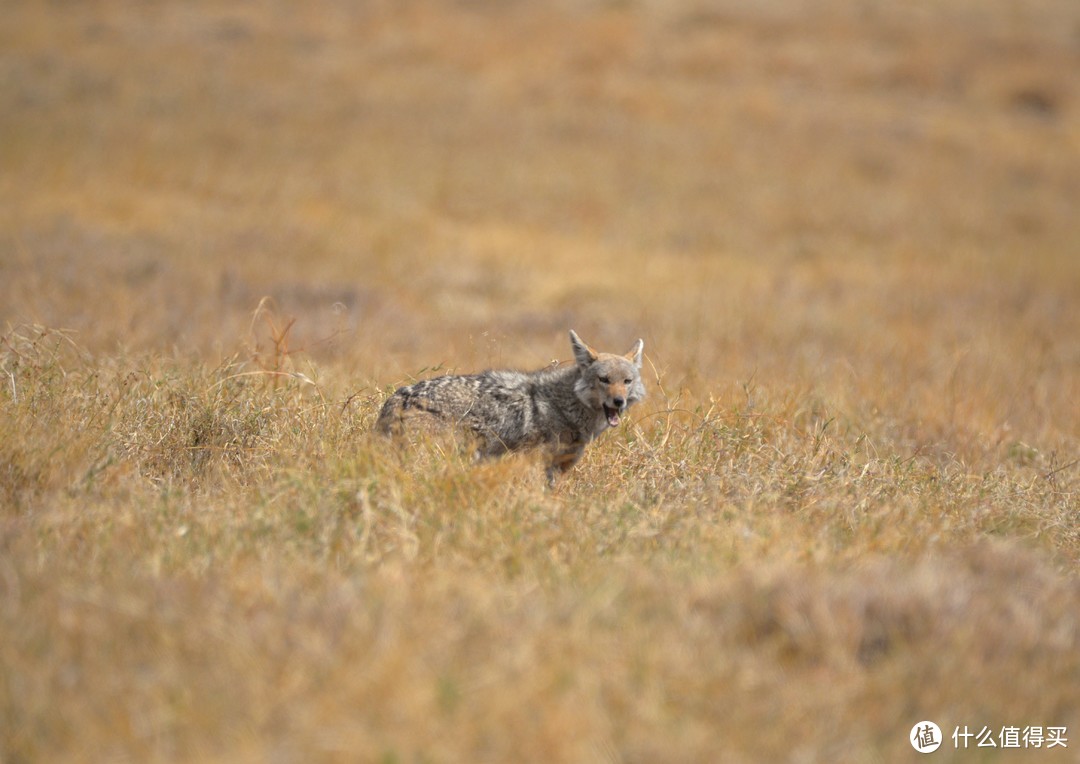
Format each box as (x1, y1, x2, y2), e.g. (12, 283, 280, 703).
(376, 330, 645, 483)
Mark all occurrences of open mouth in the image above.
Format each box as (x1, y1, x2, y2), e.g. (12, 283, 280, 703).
(603, 404, 621, 428)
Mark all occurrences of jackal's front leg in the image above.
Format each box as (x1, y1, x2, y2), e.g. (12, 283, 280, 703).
(545, 444, 585, 487)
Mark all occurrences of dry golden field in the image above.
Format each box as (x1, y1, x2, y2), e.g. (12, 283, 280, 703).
(2, 1, 1079, 762)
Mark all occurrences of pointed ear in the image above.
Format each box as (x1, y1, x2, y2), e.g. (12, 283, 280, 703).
(626, 339, 644, 368)
(569, 330, 597, 367)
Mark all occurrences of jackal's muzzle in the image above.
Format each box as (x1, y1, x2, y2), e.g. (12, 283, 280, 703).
(603, 402, 624, 428)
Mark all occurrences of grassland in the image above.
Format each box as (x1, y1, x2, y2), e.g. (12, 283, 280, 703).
(2, 1, 1079, 761)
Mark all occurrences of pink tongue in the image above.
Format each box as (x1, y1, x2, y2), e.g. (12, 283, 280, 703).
(607, 411, 621, 427)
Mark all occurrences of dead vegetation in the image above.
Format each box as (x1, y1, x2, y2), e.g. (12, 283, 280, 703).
(2, 1, 1079, 761)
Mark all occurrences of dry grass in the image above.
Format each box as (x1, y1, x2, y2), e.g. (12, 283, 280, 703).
(2, 1, 1080, 762)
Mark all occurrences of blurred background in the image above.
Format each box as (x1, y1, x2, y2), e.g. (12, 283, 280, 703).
(3, 4, 1080, 761)
(2, 0, 1078, 440)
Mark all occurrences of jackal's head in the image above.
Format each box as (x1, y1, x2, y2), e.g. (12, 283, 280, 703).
(569, 330, 645, 429)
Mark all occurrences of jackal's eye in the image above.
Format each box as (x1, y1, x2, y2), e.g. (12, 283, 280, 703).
(624, 378, 632, 384)
(598, 375, 610, 384)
